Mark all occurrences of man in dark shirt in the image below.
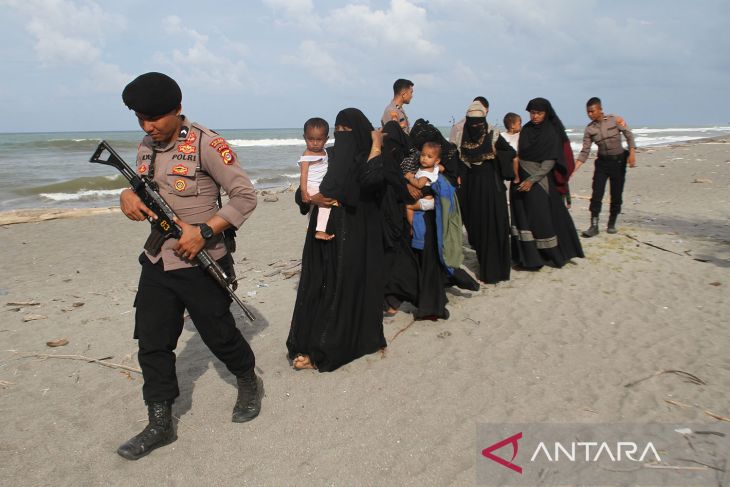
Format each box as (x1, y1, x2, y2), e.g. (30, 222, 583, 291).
(575, 97, 636, 236)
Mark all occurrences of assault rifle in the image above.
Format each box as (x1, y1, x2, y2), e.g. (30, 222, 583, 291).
(90, 141, 255, 322)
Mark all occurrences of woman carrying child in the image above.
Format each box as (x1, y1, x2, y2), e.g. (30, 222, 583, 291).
(406, 120, 479, 319)
(287, 108, 387, 371)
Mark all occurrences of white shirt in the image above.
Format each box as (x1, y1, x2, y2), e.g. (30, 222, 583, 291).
(414, 165, 440, 184)
(298, 154, 329, 185)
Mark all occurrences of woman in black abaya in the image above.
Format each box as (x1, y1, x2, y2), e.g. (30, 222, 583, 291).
(510, 98, 584, 269)
(381, 121, 420, 316)
(408, 120, 479, 319)
(287, 108, 386, 371)
(457, 102, 514, 284)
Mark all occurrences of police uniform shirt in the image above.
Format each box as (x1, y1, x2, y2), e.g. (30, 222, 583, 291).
(135, 116, 257, 270)
(577, 115, 637, 163)
(381, 101, 410, 134)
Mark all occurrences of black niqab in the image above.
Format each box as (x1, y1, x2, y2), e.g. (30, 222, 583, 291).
(319, 108, 374, 207)
(460, 116, 494, 164)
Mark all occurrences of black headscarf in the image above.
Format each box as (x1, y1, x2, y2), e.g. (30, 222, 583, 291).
(460, 115, 494, 164)
(518, 97, 569, 172)
(382, 120, 411, 165)
(319, 108, 373, 207)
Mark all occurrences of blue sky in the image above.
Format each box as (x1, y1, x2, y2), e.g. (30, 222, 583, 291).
(1, 0, 728, 132)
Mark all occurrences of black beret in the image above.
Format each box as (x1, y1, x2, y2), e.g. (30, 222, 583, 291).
(122, 72, 182, 117)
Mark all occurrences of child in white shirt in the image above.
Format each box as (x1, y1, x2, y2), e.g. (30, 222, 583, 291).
(502, 112, 522, 184)
(405, 141, 443, 231)
(298, 118, 333, 240)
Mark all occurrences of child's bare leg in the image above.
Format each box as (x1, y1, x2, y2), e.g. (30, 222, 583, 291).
(314, 206, 335, 240)
(405, 203, 421, 237)
(406, 205, 416, 227)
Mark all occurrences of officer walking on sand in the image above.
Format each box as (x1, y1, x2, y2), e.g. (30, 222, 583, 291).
(575, 97, 637, 236)
(116, 72, 262, 460)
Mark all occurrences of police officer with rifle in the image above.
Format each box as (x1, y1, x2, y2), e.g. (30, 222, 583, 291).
(106, 72, 262, 460)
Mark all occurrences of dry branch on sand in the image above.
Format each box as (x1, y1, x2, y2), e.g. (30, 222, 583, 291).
(625, 369, 706, 388)
(7, 351, 141, 374)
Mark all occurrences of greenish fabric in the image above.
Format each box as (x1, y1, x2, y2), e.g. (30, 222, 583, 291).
(440, 194, 464, 269)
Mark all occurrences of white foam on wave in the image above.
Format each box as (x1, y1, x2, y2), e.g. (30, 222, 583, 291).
(634, 135, 705, 146)
(48, 138, 95, 142)
(633, 126, 730, 134)
(229, 138, 305, 147)
(40, 189, 124, 201)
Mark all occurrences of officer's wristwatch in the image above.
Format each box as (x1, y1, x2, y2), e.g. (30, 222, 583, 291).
(198, 223, 214, 241)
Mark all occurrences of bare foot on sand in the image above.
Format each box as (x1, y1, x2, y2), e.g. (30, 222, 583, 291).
(315, 231, 335, 241)
(293, 354, 316, 370)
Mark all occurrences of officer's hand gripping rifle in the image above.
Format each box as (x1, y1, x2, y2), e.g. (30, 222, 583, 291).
(90, 140, 255, 322)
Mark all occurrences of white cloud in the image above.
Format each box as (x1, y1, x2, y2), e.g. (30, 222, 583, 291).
(158, 16, 253, 90)
(263, 0, 313, 19)
(326, 0, 441, 57)
(3, 0, 129, 92)
(281, 40, 347, 85)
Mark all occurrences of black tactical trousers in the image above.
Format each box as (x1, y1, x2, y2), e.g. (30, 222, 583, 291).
(589, 155, 627, 217)
(134, 254, 255, 402)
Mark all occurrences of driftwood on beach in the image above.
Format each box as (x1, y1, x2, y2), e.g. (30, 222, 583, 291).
(0, 207, 119, 226)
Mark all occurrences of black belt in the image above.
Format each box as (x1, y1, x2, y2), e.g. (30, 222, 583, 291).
(598, 154, 624, 162)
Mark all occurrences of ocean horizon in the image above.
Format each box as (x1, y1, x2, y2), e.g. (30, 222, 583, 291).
(1, 124, 729, 212)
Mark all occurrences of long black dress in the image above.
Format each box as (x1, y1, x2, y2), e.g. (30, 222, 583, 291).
(287, 109, 386, 371)
(510, 98, 584, 269)
(381, 121, 419, 312)
(460, 119, 514, 284)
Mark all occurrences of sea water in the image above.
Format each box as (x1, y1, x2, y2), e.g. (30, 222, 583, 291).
(1, 125, 728, 211)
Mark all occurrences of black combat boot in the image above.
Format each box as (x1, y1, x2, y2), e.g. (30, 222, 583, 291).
(582, 216, 600, 238)
(607, 214, 618, 234)
(117, 400, 176, 460)
(232, 369, 263, 423)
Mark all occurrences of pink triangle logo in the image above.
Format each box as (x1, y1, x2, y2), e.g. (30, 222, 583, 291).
(481, 432, 523, 474)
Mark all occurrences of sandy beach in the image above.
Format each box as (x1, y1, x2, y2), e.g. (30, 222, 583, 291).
(1, 138, 729, 486)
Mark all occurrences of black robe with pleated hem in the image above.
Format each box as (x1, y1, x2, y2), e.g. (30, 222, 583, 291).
(509, 168, 584, 269)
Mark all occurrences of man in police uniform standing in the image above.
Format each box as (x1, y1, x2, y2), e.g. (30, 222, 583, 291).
(575, 97, 636, 236)
(116, 72, 262, 460)
(381, 78, 414, 134)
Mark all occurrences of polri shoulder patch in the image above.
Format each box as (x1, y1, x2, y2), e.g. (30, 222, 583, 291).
(219, 147, 235, 165)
